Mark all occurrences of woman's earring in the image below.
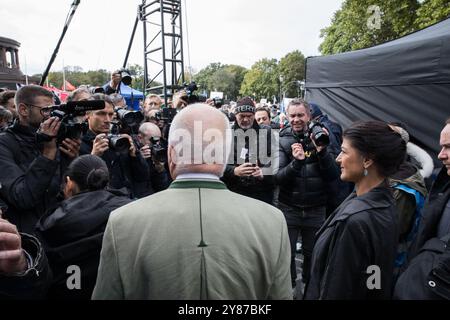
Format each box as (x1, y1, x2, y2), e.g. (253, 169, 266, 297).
(363, 169, 368, 176)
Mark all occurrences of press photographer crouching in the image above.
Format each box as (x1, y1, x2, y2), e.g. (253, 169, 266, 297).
(79, 93, 149, 199)
(275, 98, 339, 295)
(134, 122, 171, 198)
(35, 154, 132, 299)
(0, 85, 81, 234)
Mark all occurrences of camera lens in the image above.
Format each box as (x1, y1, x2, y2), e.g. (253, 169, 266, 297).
(120, 70, 132, 86)
(309, 122, 329, 147)
(108, 135, 130, 154)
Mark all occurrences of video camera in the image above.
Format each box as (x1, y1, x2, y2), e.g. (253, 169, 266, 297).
(182, 82, 207, 104)
(50, 100, 105, 141)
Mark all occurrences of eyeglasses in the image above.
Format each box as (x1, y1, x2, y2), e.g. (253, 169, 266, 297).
(25, 104, 53, 116)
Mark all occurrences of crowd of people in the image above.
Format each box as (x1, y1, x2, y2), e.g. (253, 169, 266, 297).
(0, 73, 448, 300)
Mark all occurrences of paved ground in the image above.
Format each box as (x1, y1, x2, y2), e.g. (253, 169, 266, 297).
(294, 251, 304, 300)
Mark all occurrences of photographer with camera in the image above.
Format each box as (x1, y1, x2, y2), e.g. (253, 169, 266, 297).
(103, 69, 122, 95)
(134, 122, 171, 197)
(221, 97, 274, 204)
(103, 69, 132, 95)
(0, 85, 81, 234)
(143, 94, 162, 120)
(275, 99, 339, 297)
(79, 94, 149, 199)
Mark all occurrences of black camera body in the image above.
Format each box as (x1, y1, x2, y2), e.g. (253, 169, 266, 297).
(183, 82, 207, 104)
(154, 108, 177, 124)
(307, 121, 329, 147)
(115, 107, 144, 133)
(212, 98, 224, 108)
(106, 122, 131, 154)
(106, 133, 130, 154)
(150, 137, 167, 163)
(50, 100, 105, 141)
(119, 68, 132, 86)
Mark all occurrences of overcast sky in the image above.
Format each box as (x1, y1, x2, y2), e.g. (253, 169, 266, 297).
(1, 0, 343, 77)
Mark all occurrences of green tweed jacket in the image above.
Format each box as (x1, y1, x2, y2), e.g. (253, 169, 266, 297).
(92, 179, 292, 300)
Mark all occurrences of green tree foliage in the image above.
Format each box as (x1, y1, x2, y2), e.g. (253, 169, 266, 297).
(319, 0, 420, 55)
(279, 50, 305, 98)
(193, 62, 225, 91)
(127, 64, 145, 91)
(46, 66, 110, 88)
(240, 58, 279, 100)
(193, 63, 247, 100)
(44, 64, 155, 93)
(415, 0, 450, 29)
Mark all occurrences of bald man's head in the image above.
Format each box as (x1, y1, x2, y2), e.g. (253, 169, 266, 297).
(138, 122, 162, 145)
(168, 103, 231, 179)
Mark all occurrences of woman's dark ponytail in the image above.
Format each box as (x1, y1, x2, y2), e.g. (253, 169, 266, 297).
(65, 155, 109, 192)
(86, 167, 109, 191)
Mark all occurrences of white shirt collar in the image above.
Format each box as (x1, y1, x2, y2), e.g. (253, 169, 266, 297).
(176, 173, 220, 181)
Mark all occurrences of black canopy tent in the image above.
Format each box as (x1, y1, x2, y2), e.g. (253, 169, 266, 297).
(305, 17, 450, 156)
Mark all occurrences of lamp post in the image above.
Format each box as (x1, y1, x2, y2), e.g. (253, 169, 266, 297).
(279, 75, 284, 103)
(299, 80, 305, 98)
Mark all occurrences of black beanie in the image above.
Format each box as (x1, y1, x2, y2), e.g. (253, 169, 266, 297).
(235, 97, 255, 114)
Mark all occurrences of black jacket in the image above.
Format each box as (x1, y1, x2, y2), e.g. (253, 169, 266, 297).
(0, 122, 67, 233)
(0, 233, 52, 299)
(134, 158, 171, 198)
(80, 130, 150, 198)
(305, 184, 399, 300)
(221, 121, 274, 204)
(411, 167, 450, 259)
(35, 189, 132, 299)
(275, 125, 340, 209)
(394, 234, 450, 300)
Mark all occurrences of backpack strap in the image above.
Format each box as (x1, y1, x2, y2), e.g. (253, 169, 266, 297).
(393, 183, 426, 269)
(393, 183, 425, 241)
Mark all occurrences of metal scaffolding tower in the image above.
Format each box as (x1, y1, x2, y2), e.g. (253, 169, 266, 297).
(124, 0, 185, 107)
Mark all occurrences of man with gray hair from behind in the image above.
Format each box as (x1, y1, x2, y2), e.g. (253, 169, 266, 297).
(93, 103, 292, 300)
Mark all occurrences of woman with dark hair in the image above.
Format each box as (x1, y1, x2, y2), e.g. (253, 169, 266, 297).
(304, 120, 406, 300)
(36, 154, 132, 299)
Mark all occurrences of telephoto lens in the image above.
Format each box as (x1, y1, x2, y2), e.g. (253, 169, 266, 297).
(107, 134, 130, 154)
(308, 121, 329, 147)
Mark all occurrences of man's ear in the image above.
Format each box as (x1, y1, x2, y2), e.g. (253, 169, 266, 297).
(17, 103, 29, 117)
(168, 144, 177, 179)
